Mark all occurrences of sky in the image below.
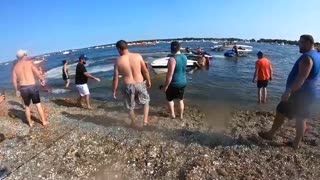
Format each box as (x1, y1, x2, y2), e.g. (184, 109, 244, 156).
(0, 0, 319, 62)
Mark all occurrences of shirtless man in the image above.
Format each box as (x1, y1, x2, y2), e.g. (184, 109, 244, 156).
(113, 40, 151, 126)
(12, 50, 48, 127)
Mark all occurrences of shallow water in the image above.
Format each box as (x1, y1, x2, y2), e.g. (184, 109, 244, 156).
(0, 42, 317, 113)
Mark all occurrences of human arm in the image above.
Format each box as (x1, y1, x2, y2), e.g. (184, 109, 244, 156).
(32, 64, 44, 81)
(12, 70, 19, 94)
(64, 65, 69, 78)
(282, 56, 313, 101)
(112, 63, 119, 99)
(84, 72, 100, 82)
(269, 63, 273, 81)
(80, 65, 100, 82)
(140, 57, 151, 88)
(163, 57, 176, 92)
(252, 62, 258, 83)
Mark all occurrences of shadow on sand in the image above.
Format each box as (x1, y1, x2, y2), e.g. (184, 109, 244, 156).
(51, 99, 80, 108)
(7, 108, 42, 125)
(61, 111, 134, 129)
(7, 100, 24, 109)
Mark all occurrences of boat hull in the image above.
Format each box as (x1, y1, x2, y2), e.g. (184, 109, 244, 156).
(151, 57, 198, 74)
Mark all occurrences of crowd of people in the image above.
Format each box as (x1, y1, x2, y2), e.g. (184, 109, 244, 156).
(1, 34, 320, 149)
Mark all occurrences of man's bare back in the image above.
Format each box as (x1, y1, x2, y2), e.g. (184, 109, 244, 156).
(116, 53, 145, 85)
(13, 59, 40, 86)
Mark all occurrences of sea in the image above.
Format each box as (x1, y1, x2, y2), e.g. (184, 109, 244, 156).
(1, 42, 319, 115)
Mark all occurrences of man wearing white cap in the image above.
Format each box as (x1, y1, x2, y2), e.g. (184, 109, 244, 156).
(12, 50, 48, 127)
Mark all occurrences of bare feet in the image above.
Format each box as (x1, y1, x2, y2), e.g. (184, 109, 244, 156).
(87, 106, 94, 110)
(28, 120, 35, 127)
(285, 141, 300, 149)
(42, 120, 49, 127)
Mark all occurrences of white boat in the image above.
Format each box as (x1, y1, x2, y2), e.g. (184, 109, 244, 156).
(151, 56, 199, 74)
(62, 51, 70, 55)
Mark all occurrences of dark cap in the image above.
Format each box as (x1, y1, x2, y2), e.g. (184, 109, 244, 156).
(300, 34, 314, 44)
(257, 51, 263, 56)
(171, 41, 181, 53)
(79, 54, 88, 60)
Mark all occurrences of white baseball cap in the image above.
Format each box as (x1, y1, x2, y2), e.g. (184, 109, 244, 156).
(16, 50, 28, 59)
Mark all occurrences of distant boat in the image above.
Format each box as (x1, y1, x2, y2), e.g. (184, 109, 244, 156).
(281, 42, 285, 46)
(62, 51, 70, 55)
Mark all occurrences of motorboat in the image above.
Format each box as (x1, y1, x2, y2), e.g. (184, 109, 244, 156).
(212, 44, 253, 53)
(62, 51, 70, 55)
(151, 54, 200, 74)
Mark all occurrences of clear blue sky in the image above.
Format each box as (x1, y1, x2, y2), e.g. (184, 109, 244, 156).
(0, 0, 319, 62)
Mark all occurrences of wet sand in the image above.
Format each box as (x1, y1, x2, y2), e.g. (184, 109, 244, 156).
(0, 95, 319, 180)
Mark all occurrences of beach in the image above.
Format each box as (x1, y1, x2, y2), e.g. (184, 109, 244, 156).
(0, 94, 319, 180)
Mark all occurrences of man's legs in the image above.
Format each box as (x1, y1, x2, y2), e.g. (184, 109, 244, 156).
(179, 100, 184, 119)
(259, 111, 286, 140)
(85, 95, 93, 109)
(24, 106, 34, 127)
(77, 95, 83, 107)
(65, 79, 70, 88)
(168, 101, 175, 118)
(129, 110, 136, 125)
(35, 103, 48, 126)
(143, 103, 149, 125)
(257, 88, 262, 104)
(263, 87, 267, 103)
(293, 118, 306, 148)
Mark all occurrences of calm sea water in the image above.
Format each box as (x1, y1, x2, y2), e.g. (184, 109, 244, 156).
(0, 42, 313, 113)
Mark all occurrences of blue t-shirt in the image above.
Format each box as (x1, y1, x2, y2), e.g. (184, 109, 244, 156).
(286, 50, 320, 94)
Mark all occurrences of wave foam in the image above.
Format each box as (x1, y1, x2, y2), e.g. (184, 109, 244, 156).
(46, 62, 114, 79)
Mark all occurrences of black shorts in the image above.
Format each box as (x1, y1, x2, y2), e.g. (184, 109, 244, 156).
(63, 74, 69, 80)
(166, 86, 185, 101)
(257, 80, 269, 88)
(276, 91, 314, 119)
(19, 85, 41, 106)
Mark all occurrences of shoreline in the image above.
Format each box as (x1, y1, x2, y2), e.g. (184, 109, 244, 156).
(0, 94, 319, 179)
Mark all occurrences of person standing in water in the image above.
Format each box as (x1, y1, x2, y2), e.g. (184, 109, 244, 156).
(75, 54, 101, 109)
(113, 40, 151, 126)
(163, 41, 187, 120)
(62, 60, 70, 88)
(259, 35, 320, 149)
(12, 50, 48, 127)
(252, 51, 272, 103)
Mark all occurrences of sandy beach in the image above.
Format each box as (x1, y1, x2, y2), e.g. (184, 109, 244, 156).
(0, 93, 319, 180)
